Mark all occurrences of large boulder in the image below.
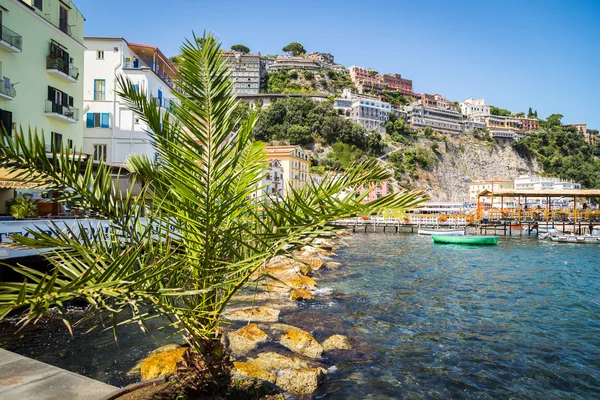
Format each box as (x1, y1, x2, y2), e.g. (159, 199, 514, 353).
(290, 289, 314, 301)
(299, 255, 325, 271)
(245, 352, 311, 371)
(223, 306, 280, 322)
(322, 334, 352, 351)
(139, 346, 187, 380)
(279, 326, 323, 359)
(276, 368, 327, 395)
(327, 261, 342, 269)
(232, 361, 276, 383)
(227, 324, 269, 355)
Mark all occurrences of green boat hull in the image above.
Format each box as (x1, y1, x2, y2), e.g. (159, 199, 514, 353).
(432, 235, 498, 245)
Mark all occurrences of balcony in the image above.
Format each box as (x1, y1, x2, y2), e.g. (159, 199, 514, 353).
(46, 56, 79, 82)
(0, 78, 16, 100)
(150, 96, 178, 111)
(123, 57, 182, 93)
(45, 100, 79, 123)
(0, 24, 22, 53)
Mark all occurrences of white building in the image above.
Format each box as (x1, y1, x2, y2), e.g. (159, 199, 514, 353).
(461, 98, 490, 117)
(253, 159, 284, 200)
(222, 51, 262, 95)
(405, 94, 464, 135)
(333, 88, 391, 134)
(82, 37, 180, 165)
(514, 175, 581, 191)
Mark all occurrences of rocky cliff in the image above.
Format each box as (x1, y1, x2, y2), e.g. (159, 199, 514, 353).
(391, 136, 542, 201)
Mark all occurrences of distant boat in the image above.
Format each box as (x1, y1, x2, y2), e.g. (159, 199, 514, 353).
(418, 227, 465, 236)
(432, 235, 499, 245)
(549, 234, 600, 244)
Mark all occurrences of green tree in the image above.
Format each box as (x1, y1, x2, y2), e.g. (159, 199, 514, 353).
(230, 44, 250, 53)
(490, 106, 512, 117)
(282, 42, 306, 56)
(303, 71, 314, 80)
(546, 113, 564, 127)
(423, 126, 434, 137)
(0, 33, 425, 395)
(528, 107, 533, 117)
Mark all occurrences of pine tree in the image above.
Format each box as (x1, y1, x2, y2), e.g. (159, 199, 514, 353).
(528, 107, 533, 117)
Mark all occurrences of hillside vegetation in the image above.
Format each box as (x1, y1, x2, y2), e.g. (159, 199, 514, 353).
(264, 69, 354, 94)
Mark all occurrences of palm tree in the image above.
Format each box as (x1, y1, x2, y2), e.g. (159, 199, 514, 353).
(0, 33, 423, 395)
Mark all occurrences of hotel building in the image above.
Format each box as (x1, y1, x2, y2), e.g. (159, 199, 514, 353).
(333, 88, 391, 134)
(222, 51, 263, 95)
(348, 66, 413, 95)
(265, 145, 310, 195)
(406, 94, 465, 135)
(469, 178, 514, 200)
(82, 37, 180, 165)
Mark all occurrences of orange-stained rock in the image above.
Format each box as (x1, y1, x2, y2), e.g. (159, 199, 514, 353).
(290, 289, 314, 301)
(322, 334, 352, 351)
(280, 327, 323, 358)
(140, 347, 187, 380)
(228, 323, 269, 355)
(232, 361, 276, 383)
(276, 367, 327, 395)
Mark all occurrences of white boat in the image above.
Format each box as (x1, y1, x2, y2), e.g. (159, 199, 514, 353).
(418, 227, 465, 236)
(549, 234, 600, 244)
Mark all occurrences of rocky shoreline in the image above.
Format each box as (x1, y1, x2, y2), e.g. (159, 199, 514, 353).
(136, 231, 352, 398)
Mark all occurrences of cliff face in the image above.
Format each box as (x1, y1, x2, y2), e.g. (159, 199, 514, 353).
(398, 136, 542, 201)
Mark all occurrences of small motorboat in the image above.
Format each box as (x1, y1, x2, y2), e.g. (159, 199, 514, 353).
(432, 235, 499, 245)
(418, 227, 465, 236)
(549, 234, 600, 244)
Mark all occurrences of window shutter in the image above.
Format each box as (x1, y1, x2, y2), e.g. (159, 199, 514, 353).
(69, 96, 74, 106)
(48, 86, 54, 101)
(0, 110, 13, 137)
(101, 113, 110, 128)
(86, 113, 94, 128)
(62, 92, 68, 106)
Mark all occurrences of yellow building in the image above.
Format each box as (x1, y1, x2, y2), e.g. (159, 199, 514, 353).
(0, 0, 85, 148)
(469, 178, 513, 200)
(0, 0, 85, 213)
(265, 145, 310, 195)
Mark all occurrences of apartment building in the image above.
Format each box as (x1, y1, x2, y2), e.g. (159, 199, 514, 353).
(359, 181, 390, 202)
(82, 37, 180, 165)
(405, 94, 465, 135)
(0, 0, 85, 213)
(306, 52, 334, 66)
(517, 117, 539, 133)
(0, 0, 85, 150)
(267, 56, 321, 72)
(348, 66, 413, 95)
(333, 88, 391, 134)
(253, 159, 284, 200)
(223, 51, 262, 95)
(265, 145, 310, 194)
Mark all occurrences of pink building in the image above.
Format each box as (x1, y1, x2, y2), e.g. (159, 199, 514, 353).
(360, 180, 389, 202)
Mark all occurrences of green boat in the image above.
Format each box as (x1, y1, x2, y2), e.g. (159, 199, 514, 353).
(432, 235, 498, 245)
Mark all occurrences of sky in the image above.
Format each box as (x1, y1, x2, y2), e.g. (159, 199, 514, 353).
(77, 0, 600, 128)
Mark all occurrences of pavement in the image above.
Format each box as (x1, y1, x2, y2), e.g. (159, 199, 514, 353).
(0, 348, 118, 400)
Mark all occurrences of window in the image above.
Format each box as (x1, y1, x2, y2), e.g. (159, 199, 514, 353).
(67, 139, 73, 149)
(51, 132, 62, 152)
(33, 0, 42, 11)
(97, 50, 104, 59)
(0, 109, 13, 137)
(86, 112, 110, 128)
(93, 144, 107, 162)
(59, 6, 69, 35)
(94, 79, 105, 100)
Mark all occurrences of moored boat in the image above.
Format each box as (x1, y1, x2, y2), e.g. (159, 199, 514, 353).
(549, 234, 600, 244)
(432, 235, 498, 245)
(418, 227, 465, 236)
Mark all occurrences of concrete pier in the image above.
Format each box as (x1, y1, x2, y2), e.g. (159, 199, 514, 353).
(0, 348, 117, 400)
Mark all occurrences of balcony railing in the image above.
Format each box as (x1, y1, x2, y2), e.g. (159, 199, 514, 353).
(45, 100, 80, 122)
(0, 24, 23, 51)
(123, 57, 182, 93)
(46, 56, 79, 81)
(150, 96, 179, 111)
(0, 78, 16, 99)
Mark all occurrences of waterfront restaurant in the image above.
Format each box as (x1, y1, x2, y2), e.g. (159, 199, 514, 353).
(476, 188, 600, 224)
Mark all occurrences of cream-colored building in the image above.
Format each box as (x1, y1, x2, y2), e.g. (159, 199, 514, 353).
(0, 0, 85, 149)
(469, 178, 514, 200)
(0, 0, 85, 214)
(265, 145, 310, 195)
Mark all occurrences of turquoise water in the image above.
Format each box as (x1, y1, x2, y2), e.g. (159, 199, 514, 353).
(1, 234, 599, 399)
(308, 234, 600, 399)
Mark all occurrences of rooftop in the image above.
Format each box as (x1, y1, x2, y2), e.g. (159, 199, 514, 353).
(478, 188, 600, 198)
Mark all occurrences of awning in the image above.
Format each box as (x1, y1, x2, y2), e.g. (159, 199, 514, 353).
(0, 168, 43, 189)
